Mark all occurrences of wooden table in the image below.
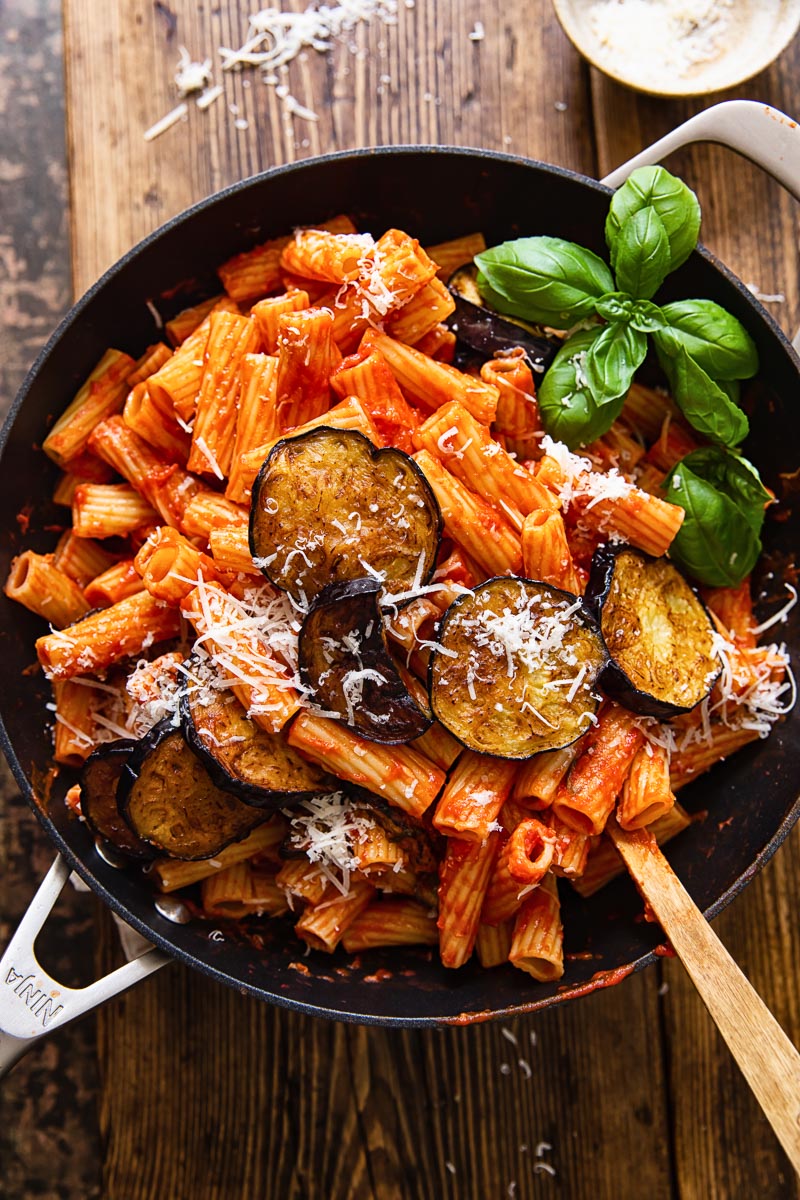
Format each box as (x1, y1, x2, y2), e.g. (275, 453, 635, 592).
(2, 3, 800, 1196)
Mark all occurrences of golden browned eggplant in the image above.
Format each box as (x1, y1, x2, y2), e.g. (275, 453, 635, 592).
(585, 544, 721, 718)
(298, 578, 432, 743)
(117, 719, 264, 860)
(428, 577, 606, 759)
(249, 428, 441, 607)
(180, 663, 333, 807)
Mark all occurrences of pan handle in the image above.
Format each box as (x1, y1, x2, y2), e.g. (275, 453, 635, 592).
(601, 100, 800, 352)
(0, 854, 168, 1077)
(601, 100, 800, 201)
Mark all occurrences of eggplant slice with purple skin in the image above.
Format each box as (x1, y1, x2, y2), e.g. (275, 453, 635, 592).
(80, 739, 155, 860)
(117, 718, 264, 860)
(299, 578, 432, 744)
(428, 576, 606, 760)
(585, 544, 721, 719)
(249, 427, 441, 607)
(180, 658, 334, 807)
(446, 264, 559, 375)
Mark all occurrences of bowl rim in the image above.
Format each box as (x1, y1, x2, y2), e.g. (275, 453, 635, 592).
(550, 0, 800, 98)
(2, 142, 799, 1025)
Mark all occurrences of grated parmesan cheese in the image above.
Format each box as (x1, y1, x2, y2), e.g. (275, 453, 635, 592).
(540, 434, 635, 511)
(585, 0, 781, 92)
(284, 792, 374, 894)
(749, 584, 798, 635)
(192, 435, 225, 481)
(143, 103, 188, 143)
(174, 46, 213, 97)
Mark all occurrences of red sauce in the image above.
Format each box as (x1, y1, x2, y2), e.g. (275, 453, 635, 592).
(442, 962, 638, 1025)
(363, 969, 393, 983)
(556, 962, 636, 998)
(15, 505, 32, 534)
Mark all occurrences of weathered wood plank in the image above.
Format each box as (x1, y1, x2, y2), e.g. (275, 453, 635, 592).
(0, 2, 102, 1197)
(59, 3, 674, 1199)
(64, 0, 599, 295)
(97, 914, 673, 1200)
(588, 50, 800, 1196)
(5, 1, 793, 1196)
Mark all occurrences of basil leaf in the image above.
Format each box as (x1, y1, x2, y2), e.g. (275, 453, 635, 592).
(595, 292, 635, 322)
(538, 329, 625, 448)
(475, 237, 615, 327)
(613, 206, 671, 300)
(717, 377, 741, 406)
(661, 346, 748, 446)
(606, 166, 701, 273)
(584, 321, 648, 404)
(595, 294, 665, 332)
(664, 447, 769, 586)
(676, 446, 770, 535)
(653, 299, 759, 379)
(475, 270, 526, 321)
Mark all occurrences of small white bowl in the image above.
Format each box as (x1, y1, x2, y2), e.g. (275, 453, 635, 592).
(551, 0, 800, 97)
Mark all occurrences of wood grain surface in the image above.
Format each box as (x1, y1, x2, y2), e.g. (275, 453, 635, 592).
(1, 1, 799, 1196)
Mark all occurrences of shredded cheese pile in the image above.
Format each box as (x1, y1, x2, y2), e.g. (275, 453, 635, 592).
(585, 0, 780, 91)
(219, 1, 399, 74)
(473, 597, 583, 679)
(539, 434, 635, 511)
(284, 792, 373, 894)
(186, 576, 309, 714)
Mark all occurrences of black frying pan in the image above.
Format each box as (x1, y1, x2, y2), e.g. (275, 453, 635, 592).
(1, 120, 799, 1042)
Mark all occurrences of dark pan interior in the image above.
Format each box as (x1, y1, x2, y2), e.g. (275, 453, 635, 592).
(1, 147, 799, 1025)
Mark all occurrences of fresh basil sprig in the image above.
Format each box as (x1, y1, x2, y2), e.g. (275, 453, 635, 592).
(611, 206, 671, 300)
(583, 321, 648, 406)
(664, 448, 771, 587)
(474, 164, 758, 452)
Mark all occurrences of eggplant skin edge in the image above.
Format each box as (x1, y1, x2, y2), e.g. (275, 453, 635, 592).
(80, 739, 156, 860)
(584, 543, 722, 720)
(298, 577, 433, 745)
(116, 718, 264, 860)
(179, 676, 330, 810)
(427, 576, 607, 760)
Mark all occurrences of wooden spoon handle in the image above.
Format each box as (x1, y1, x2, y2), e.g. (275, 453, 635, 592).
(608, 818, 800, 1173)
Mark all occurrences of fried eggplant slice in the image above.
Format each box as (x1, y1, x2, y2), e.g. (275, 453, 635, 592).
(249, 427, 441, 605)
(429, 577, 606, 759)
(585, 544, 720, 718)
(447, 264, 558, 374)
(180, 663, 333, 807)
(80, 739, 155, 860)
(117, 719, 264, 860)
(298, 578, 432, 744)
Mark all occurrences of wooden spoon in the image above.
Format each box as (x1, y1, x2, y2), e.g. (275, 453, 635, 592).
(607, 816, 800, 1173)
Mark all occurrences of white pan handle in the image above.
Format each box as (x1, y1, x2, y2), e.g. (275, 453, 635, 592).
(601, 100, 800, 201)
(0, 854, 168, 1076)
(601, 100, 800, 352)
